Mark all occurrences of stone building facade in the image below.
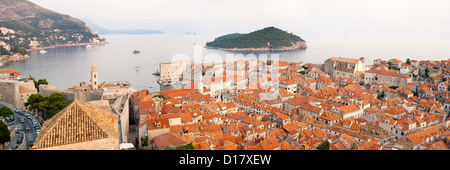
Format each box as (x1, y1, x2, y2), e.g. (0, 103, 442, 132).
(159, 61, 190, 83)
(0, 79, 37, 110)
(364, 69, 412, 87)
(324, 57, 366, 79)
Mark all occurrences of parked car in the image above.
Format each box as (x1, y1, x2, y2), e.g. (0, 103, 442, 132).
(29, 139, 35, 146)
(7, 115, 15, 122)
(17, 133, 23, 144)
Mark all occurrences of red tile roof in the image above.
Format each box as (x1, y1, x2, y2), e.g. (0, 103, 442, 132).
(0, 69, 20, 77)
(153, 133, 187, 149)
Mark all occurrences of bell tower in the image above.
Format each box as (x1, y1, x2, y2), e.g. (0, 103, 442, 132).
(91, 64, 99, 91)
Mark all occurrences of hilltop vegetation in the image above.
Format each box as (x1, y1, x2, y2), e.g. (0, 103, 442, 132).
(206, 27, 306, 50)
(0, 0, 105, 50)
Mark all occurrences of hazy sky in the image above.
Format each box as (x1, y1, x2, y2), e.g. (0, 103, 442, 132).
(29, 0, 450, 40)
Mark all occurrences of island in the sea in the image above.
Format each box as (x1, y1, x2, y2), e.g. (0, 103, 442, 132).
(205, 26, 307, 52)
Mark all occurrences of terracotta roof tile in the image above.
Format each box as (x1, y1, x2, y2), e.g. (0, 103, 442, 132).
(153, 133, 187, 149)
(19, 86, 36, 94)
(337, 104, 360, 114)
(33, 100, 118, 149)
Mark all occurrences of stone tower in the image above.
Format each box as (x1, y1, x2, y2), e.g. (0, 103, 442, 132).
(360, 57, 366, 69)
(198, 74, 204, 94)
(267, 55, 273, 73)
(267, 55, 273, 80)
(74, 82, 90, 102)
(91, 64, 99, 91)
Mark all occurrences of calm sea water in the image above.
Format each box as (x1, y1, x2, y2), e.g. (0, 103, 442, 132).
(2, 34, 449, 91)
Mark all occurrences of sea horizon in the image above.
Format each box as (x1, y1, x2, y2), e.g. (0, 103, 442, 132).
(1, 33, 449, 91)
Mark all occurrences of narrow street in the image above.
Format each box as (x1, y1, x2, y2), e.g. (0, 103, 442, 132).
(3, 104, 39, 150)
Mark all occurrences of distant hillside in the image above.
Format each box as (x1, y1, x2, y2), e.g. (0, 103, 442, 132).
(205, 27, 307, 51)
(0, 0, 105, 50)
(82, 19, 163, 35)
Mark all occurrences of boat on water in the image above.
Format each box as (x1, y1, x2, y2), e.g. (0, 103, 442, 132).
(85, 44, 93, 48)
(132, 50, 140, 54)
(39, 49, 47, 54)
(152, 69, 160, 76)
(136, 66, 140, 71)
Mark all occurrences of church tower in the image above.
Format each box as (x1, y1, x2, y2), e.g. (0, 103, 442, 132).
(91, 64, 99, 91)
(267, 54, 273, 73)
(267, 54, 273, 80)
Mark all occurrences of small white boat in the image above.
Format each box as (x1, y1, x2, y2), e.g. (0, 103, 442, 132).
(39, 49, 47, 54)
(136, 66, 140, 71)
(85, 44, 93, 48)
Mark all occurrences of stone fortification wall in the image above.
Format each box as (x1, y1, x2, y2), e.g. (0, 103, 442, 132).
(39, 84, 74, 102)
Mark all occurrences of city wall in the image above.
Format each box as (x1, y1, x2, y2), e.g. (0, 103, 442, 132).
(39, 84, 75, 102)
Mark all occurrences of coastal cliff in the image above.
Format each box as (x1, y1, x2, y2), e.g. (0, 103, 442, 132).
(205, 27, 307, 52)
(0, 0, 106, 52)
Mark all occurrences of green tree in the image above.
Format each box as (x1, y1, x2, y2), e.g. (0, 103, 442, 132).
(165, 143, 195, 150)
(0, 122, 11, 145)
(154, 94, 167, 100)
(389, 86, 399, 90)
(0, 45, 10, 55)
(48, 100, 70, 117)
(30, 78, 49, 90)
(24, 93, 69, 119)
(176, 143, 195, 150)
(0, 107, 14, 118)
(24, 94, 45, 112)
(37, 79, 48, 86)
(9, 44, 27, 55)
(205, 27, 305, 49)
(42, 93, 70, 118)
(406, 58, 411, 65)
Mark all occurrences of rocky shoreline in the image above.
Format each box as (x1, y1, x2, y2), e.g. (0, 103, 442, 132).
(205, 41, 307, 52)
(0, 42, 108, 67)
(0, 53, 30, 67)
(26, 41, 109, 52)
